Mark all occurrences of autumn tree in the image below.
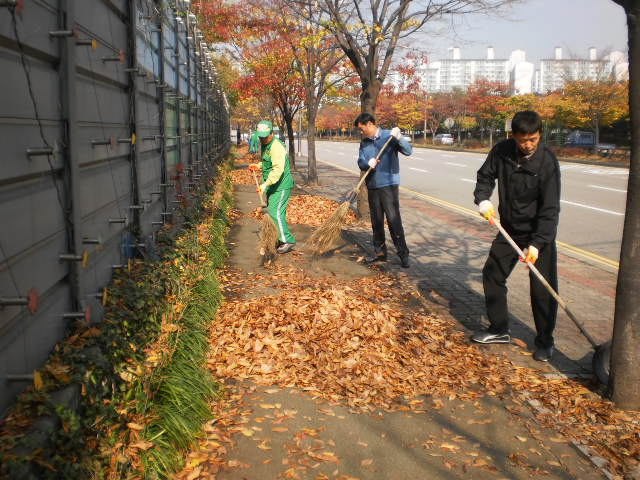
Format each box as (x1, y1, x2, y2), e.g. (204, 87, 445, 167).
(424, 93, 452, 142)
(561, 80, 629, 146)
(234, 38, 305, 168)
(283, 13, 352, 184)
(608, 0, 640, 411)
(296, 0, 515, 114)
(317, 102, 358, 135)
(466, 79, 509, 146)
(375, 86, 400, 126)
(242, 0, 352, 184)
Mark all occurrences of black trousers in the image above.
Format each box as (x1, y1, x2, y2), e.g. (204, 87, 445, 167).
(482, 233, 558, 348)
(367, 185, 409, 258)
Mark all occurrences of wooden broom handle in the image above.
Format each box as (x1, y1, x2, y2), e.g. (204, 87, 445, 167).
(251, 169, 267, 207)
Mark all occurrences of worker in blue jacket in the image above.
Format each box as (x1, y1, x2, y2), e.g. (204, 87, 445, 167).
(355, 112, 412, 268)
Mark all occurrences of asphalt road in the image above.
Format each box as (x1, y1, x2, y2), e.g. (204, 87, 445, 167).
(297, 140, 627, 264)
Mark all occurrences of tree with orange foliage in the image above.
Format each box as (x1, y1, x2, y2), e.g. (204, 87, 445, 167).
(234, 37, 305, 168)
(561, 80, 629, 145)
(466, 79, 509, 146)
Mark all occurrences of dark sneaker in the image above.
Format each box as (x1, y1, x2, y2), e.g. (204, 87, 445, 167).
(533, 346, 553, 362)
(365, 255, 387, 264)
(400, 256, 410, 268)
(277, 242, 295, 254)
(471, 330, 511, 344)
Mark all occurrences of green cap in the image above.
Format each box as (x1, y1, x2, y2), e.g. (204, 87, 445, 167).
(255, 120, 273, 137)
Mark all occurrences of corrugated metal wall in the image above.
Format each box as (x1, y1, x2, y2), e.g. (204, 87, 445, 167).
(0, 0, 230, 415)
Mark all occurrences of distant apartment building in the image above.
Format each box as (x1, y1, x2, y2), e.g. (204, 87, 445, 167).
(421, 47, 534, 94)
(416, 46, 628, 95)
(537, 47, 629, 93)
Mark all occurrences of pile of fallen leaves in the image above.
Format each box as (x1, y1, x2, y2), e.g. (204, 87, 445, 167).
(230, 168, 257, 186)
(209, 275, 499, 411)
(287, 195, 357, 226)
(207, 265, 640, 477)
(248, 195, 357, 227)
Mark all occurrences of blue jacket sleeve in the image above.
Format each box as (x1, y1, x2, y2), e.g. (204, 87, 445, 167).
(397, 136, 412, 156)
(357, 143, 369, 171)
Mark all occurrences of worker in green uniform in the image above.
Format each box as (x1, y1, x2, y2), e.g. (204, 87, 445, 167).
(248, 120, 296, 254)
(248, 130, 261, 154)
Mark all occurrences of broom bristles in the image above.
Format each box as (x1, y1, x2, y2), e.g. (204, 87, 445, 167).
(307, 201, 351, 254)
(259, 214, 278, 261)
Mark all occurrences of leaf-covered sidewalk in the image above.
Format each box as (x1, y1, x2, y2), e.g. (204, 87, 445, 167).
(171, 155, 638, 480)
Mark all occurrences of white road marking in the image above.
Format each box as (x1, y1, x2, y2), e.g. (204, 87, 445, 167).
(589, 184, 627, 193)
(445, 162, 467, 168)
(409, 167, 429, 173)
(561, 200, 624, 216)
(460, 178, 476, 183)
(561, 165, 629, 176)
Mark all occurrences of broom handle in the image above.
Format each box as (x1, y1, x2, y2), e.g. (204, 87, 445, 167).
(251, 169, 267, 207)
(351, 135, 395, 200)
(492, 218, 599, 348)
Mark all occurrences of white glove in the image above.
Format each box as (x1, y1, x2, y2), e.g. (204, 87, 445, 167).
(391, 127, 402, 139)
(368, 158, 378, 169)
(521, 246, 539, 264)
(478, 200, 496, 221)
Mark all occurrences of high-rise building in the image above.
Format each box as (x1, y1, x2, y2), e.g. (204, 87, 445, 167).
(422, 47, 511, 92)
(422, 47, 533, 93)
(537, 47, 628, 93)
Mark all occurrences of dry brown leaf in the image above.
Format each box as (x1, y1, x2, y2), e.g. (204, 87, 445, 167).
(186, 466, 202, 480)
(130, 441, 153, 451)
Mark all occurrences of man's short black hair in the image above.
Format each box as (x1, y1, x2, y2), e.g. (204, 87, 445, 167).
(511, 111, 543, 135)
(354, 112, 376, 127)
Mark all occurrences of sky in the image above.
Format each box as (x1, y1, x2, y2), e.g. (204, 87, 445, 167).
(415, 0, 628, 65)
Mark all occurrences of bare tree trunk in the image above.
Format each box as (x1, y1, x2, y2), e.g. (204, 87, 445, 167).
(423, 115, 427, 143)
(284, 114, 296, 170)
(610, 0, 640, 411)
(360, 77, 381, 114)
(306, 106, 319, 185)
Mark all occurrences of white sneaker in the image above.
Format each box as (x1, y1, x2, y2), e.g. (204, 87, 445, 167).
(277, 243, 295, 254)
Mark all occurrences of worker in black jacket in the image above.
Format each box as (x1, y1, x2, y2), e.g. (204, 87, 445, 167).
(471, 111, 561, 362)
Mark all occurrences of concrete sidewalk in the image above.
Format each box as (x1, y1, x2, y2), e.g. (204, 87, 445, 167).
(291, 155, 616, 378)
(172, 174, 606, 480)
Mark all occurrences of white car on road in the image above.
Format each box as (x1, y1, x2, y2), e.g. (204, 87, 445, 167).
(434, 133, 454, 145)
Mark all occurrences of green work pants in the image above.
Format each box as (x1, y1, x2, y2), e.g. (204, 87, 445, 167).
(267, 188, 296, 244)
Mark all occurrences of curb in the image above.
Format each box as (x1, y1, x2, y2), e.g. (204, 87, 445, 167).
(523, 394, 618, 480)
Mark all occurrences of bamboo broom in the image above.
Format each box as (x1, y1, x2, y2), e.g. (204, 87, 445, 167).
(307, 135, 394, 254)
(251, 168, 278, 260)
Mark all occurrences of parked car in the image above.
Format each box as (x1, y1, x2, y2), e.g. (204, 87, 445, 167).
(564, 130, 616, 156)
(434, 133, 454, 145)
